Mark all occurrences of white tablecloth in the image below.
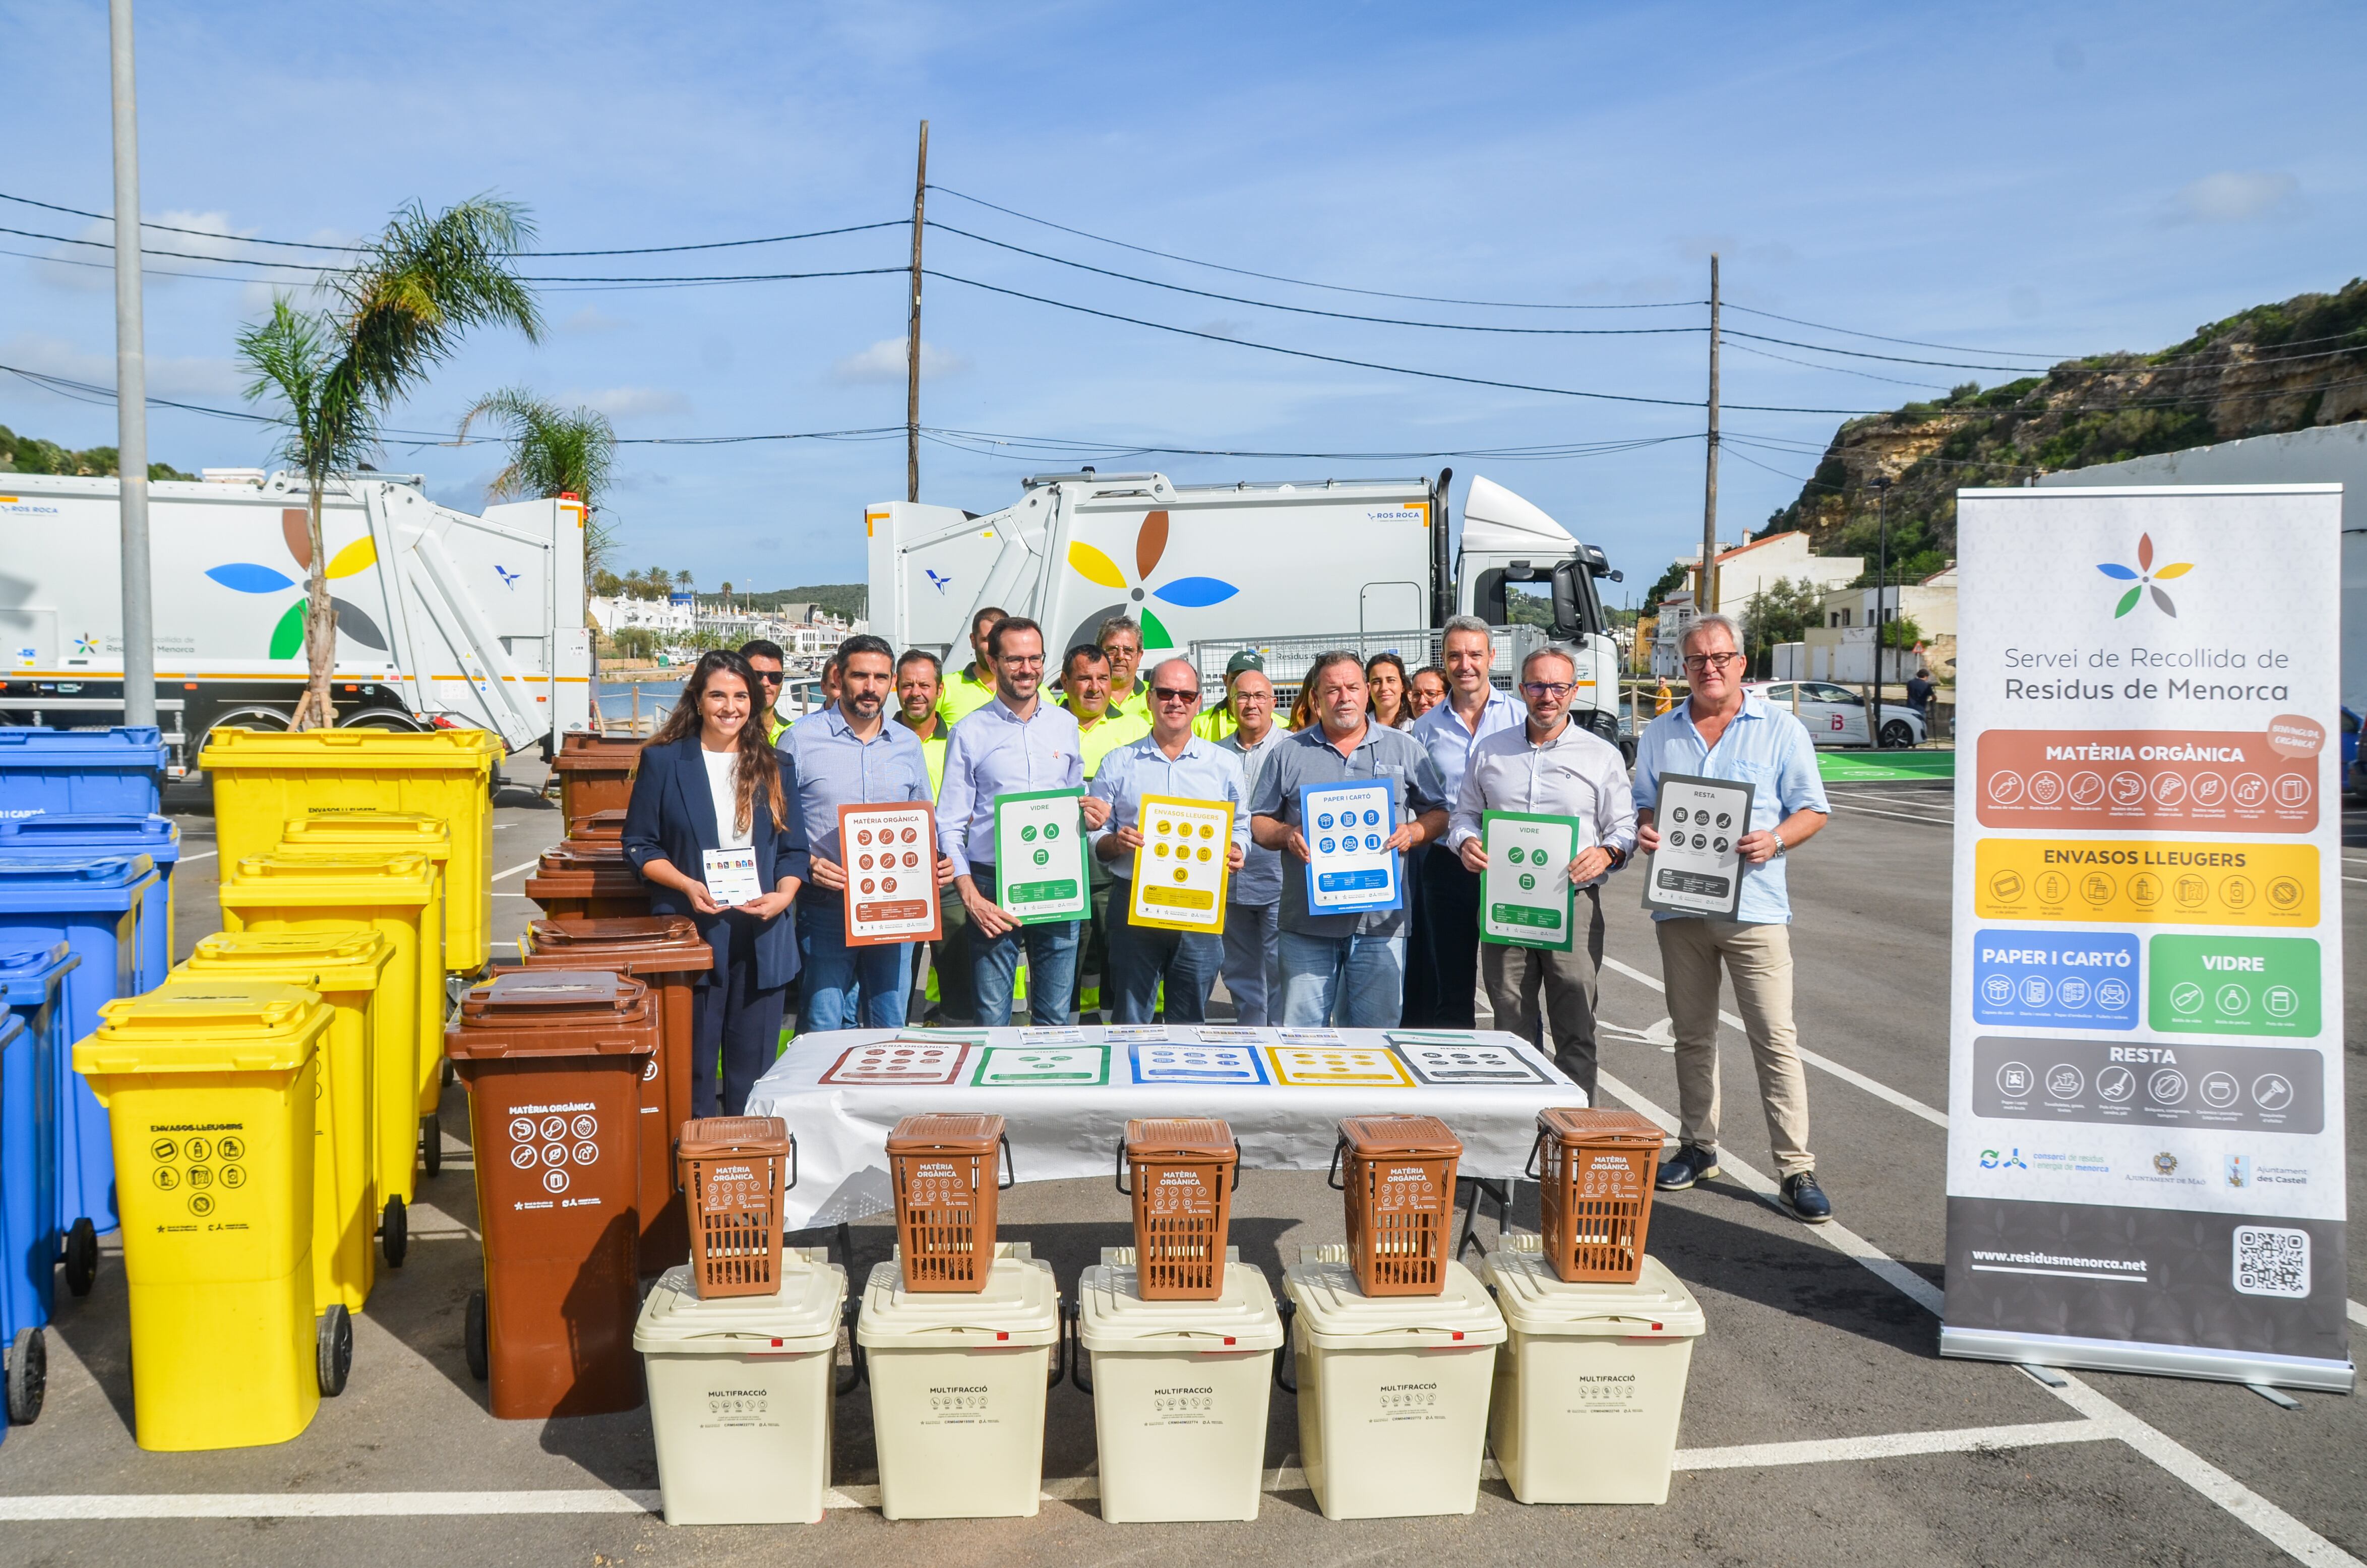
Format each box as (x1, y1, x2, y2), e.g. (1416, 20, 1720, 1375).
(747, 1026, 1582, 1231)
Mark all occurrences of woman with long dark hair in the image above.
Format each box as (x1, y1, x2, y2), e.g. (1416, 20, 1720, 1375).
(1367, 651, 1413, 730)
(622, 649, 807, 1116)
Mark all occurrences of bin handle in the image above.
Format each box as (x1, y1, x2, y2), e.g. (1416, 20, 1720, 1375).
(1232, 1138, 1243, 1193)
(1048, 1299, 1068, 1390)
(1522, 1128, 1546, 1181)
(1325, 1136, 1348, 1191)
(834, 1295, 865, 1396)
(997, 1132, 1016, 1192)
(784, 1132, 798, 1192)
(1065, 1299, 1092, 1395)
(1273, 1298, 1297, 1394)
(1113, 1139, 1130, 1196)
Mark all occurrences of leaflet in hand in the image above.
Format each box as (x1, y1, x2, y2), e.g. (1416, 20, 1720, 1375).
(702, 847, 763, 907)
(1300, 779, 1401, 915)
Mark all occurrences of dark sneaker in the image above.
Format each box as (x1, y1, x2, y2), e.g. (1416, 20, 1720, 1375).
(1781, 1171, 1833, 1224)
(1655, 1143, 1720, 1191)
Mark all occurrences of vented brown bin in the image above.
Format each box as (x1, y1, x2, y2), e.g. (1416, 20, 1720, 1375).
(552, 733, 643, 832)
(1117, 1118, 1239, 1300)
(886, 1113, 1013, 1293)
(571, 808, 629, 843)
(523, 839, 653, 920)
(1527, 1107, 1664, 1284)
(1329, 1114, 1462, 1297)
(676, 1116, 796, 1298)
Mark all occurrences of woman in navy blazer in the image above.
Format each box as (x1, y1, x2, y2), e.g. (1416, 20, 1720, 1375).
(623, 650, 808, 1116)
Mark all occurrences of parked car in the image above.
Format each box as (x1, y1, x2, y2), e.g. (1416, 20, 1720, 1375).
(1747, 681, 1925, 749)
(2342, 706, 2362, 799)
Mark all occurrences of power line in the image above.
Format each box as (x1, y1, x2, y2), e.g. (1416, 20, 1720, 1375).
(1725, 339, 1955, 391)
(1721, 327, 2082, 374)
(928, 184, 1703, 313)
(1720, 303, 2075, 360)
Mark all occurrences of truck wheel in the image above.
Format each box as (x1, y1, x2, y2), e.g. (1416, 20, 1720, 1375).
(6, 1327, 45, 1423)
(381, 1194, 408, 1268)
(316, 1307, 352, 1397)
(464, 1291, 489, 1381)
(63, 1218, 98, 1297)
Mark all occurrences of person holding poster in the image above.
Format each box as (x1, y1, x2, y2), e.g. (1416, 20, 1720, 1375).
(781, 634, 941, 1032)
(1089, 657, 1251, 1022)
(937, 617, 1113, 1026)
(1407, 617, 1526, 1027)
(1251, 650, 1449, 1027)
(1060, 641, 1150, 1020)
(1218, 667, 1286, 1023)
(1633, 613, 1832, 1222)
(1446, 643, 1635, 1099)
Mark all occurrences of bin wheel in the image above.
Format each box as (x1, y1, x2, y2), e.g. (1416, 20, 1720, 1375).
(442, 1060, 456, 1090)
(381, 1195, 408, 1268)
(464, 1290, 488, 1381)
(63, 1218, 98, 1298)
(420, 1114, 442, 1179)
(316, 1307, 353, 1397)
(5, 1326, 45, 1424)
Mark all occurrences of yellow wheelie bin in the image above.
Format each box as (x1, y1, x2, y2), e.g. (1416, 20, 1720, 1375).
(75, 983, 340, 1451)
(199, 726, 501, 972)
(169, 930, 393, 1316)
(217, 850, 436, 1266)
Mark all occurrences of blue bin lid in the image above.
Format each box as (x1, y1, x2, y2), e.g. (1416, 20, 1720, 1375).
(0, 726, 169, 764)
(0, 813, 180, 866)
(0, 938, 78, 1002)
(0, 854, 159, 908)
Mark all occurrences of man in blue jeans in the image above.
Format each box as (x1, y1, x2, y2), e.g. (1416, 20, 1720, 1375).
(937, 617, 1113, 1025)
(782, 634, 941, 1031)
(1250, 649, 1449, 1026)
(1089, 657, 1250, 1022)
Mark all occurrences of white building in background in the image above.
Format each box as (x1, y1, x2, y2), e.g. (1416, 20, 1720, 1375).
(588, 595, 695, 636)
(1652, 530, 1867, 678)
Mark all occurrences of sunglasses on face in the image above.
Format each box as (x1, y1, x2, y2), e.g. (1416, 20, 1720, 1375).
(1151, 686, 1199, 703)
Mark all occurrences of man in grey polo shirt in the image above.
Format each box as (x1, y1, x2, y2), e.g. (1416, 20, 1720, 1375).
(1250, 649, 1449, 1027)
(1217, 661, 1284, 1023)
(1447, 643, 1635, 1099)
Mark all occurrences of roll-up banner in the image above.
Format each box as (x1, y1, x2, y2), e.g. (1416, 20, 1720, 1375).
(1943, 485, 2351, 1393)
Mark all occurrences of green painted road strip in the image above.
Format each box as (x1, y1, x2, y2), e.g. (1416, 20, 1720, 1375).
(1817, 749, 1956, 782)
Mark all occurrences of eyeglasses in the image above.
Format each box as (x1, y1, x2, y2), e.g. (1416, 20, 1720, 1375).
(1151, 686, 1199, 703)
(998, 654, 1046, 668)
(1521, 681, 1575, 698)
(1682, 652, 1743, 672)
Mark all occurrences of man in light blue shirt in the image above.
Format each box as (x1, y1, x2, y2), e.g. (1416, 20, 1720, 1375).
(782, 634, 937, 1032)
(1089, 658, 1250, 1023)
(1632, 613, 1833, 1223)
(1405, 616, 1526, 1027)
(938, 617, 1112, 1026)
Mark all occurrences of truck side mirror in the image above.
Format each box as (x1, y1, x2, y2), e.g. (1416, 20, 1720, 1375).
(1551, 562, 1586, 640)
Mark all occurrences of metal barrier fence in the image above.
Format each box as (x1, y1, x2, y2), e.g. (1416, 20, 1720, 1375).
(1184, 625, 1559, 699)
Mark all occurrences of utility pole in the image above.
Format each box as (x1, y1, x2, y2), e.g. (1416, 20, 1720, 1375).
(1698, 254, 1721, 618)
(1870, 475, 1893, 747)
(109, 0, 155, 729)
(906, 119, 928, 504)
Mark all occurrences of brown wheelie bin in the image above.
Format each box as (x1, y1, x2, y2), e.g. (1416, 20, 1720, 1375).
(551, 734, 643, 833)
(523, 839, 652, 920)
(516, 916, 712, 1274)
(569, 808, 629, 844)
(447, 970, 656, 1418)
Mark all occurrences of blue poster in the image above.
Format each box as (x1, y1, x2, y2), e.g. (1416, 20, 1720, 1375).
(1299, 779, 1401, 915)
(1970, 929, 2139, 1030)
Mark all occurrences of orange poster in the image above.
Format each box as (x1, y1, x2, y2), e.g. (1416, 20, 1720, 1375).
(1975, 724, 2320, 834)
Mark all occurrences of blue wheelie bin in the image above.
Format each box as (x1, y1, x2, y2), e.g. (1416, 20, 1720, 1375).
(0, 1007, 49, 1429)
(0, 728, 168, 819)
(0, 857, 157, 1290)
(0, 816, 181, 992)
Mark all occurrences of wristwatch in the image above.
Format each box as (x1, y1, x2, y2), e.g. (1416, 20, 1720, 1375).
(1770, 831, 1787, 858)
(1605, 844, 1627, 870)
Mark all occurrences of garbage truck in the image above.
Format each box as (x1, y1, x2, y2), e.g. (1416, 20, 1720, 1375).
(865, 469, 1626, 740)
(0, 470, 592, 771)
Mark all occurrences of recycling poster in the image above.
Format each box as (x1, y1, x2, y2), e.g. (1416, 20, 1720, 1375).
(1942, 485, 2350, 1392)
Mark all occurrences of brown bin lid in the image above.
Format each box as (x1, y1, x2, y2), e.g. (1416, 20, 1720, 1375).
(552, 735, 643, 771)
(1537, 1106, 1663, 1145)
(1124, 1117, 1235, 1161)
(540, 841, 632, 872)
(572, 809, 629, 841)
(525, 915, 708, 970)
(456, 968, 647, 1024)
(679, 1115, 792, 1159)
(1339, 1113, 1463, 1159)
(886, 1112, 1004, 1156)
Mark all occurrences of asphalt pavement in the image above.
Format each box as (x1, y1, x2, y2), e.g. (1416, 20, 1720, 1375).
(0, 760, 2358, 1567)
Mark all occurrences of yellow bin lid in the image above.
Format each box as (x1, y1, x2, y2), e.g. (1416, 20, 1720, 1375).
(77, 982, 330, 1076)
(180, 929, 393, 992)
(220, 850, 435, 908)
(200, 727, 502, 773)
(280, 813, 454, 861)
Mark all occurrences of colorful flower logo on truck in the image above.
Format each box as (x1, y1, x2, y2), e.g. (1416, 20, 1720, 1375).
(1064, 510, 1238, 651)
(204, 509, 389, 657)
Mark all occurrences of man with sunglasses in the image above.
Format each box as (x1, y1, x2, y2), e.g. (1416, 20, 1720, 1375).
(1634, 613, 1833, 1224)
(741, 639, 792, 745)
(1088, 658, 1249, 1022)
(1446, 643, 1635, 1100)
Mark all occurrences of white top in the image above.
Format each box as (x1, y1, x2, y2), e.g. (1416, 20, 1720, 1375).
(701, 746, 754, 850)
(1445, 717, 1638, 887)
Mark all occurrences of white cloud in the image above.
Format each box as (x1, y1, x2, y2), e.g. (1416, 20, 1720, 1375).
(833, 337, 966, 384)
(2, 332, 241, 400)
(2169, 171, 2300, 225)
(565, 386, 691, 419)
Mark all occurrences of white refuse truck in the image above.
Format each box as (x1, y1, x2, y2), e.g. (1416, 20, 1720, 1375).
(866, 469, 1626, 740)
(0, 469, 592, 770)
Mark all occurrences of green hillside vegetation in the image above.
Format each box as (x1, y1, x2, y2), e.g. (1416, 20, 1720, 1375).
(735, 584, 867, 621)
(0, 425, 192, 481)
(1762, 278, 2367, 584)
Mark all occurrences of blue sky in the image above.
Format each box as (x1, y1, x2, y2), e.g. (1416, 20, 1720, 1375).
(3, 1, 2361, 600)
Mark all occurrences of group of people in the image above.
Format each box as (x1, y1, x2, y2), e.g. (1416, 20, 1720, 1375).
(619, 606, 1840, 1225)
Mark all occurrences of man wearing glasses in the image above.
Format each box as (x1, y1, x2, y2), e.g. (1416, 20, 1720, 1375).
(1634, 613, 1834, 1224)
(938, 617, 1113, 1025)
(1088, 658, 1250, 1022)
(1408, 616, 1526, 1027)
(740, 639, 792, 745)
(1446, 644, 1635, 1100)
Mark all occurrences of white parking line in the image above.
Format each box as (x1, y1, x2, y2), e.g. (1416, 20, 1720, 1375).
(176, 849, 218, 863)
(1829, 802, 1955, 828)
(489, 857, 542, 883)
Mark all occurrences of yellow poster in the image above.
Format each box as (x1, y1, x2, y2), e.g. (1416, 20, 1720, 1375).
(1972, 838, 2317, 927)
(1127, 794, 1234, 934)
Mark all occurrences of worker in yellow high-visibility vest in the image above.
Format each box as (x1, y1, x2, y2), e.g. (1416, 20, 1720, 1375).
(1058, 640, 1148, 1020)
(938, 605, 1006, 726)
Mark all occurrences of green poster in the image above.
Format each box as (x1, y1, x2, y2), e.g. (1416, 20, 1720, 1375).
(1480, 810, 1578, 951)
(2147, 934, 2321, 1036)
(992, 788, 1089, 923)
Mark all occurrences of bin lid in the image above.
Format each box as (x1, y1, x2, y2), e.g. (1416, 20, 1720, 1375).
(0, 854, 159, 906)
(183, 929, 393, 992)
(1078, 1250, 1284, 1353)
(538, 841, 633, 872)
(522, 916, 711, 971)
(1481, 1239, 1706, 1339)
(886, 1111, 1004, 1156)
(571, 809, 629, 841)
(1338, 1113, 1462, 1160)
(633, 1260, 846, 1353)
(856, 1248, 1059, 1348)
(679, 1115, 793, 1159)
(0, 726, 167, 763)
(1537, 1106, 1663, 1147)
(0, 940, 79, 1001)
(1123, 1116, 1236, 1163)
(78, 982, 330, 1075)
(449, 969, 653, 1050)
(1283, 1247, 1506, 1349)
(219, 851, 434, 908)
(0, 814, 180, 865)
(199, 727, 501, 772)
(279, 813, 453, 859)
(554, 734, 644, 769)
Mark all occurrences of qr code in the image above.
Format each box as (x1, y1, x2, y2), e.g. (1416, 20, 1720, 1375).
(2231, 1225, 2310, 1299)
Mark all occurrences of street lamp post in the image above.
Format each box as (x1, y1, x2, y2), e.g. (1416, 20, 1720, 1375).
(1868, 476, 1892, 748)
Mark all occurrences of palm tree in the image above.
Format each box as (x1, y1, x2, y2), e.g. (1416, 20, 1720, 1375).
(238, 196, 542, 729)
(456, 388, 619, 582)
